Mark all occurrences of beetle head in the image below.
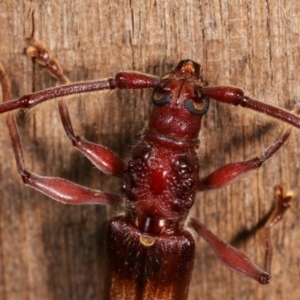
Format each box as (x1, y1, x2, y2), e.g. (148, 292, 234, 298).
(174, 59, 203, 80)
(148, 60, 209, 140)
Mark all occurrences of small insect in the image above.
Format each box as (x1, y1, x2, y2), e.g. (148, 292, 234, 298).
(0, 32, 298, 299)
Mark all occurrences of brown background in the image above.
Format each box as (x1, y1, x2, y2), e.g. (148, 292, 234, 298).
(0, 1, 300, 299)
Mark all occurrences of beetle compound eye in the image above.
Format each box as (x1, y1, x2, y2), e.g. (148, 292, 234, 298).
(152, 91, 171, 106)
(184, 97, 210, 115)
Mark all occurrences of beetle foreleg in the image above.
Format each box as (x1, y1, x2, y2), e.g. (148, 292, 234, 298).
(198, 128, 291, 191)
(58, 101, 126, 176)
(26, 38, 126, 177)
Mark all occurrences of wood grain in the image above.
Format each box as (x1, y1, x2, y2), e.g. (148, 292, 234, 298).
(0, 1, 300, 299)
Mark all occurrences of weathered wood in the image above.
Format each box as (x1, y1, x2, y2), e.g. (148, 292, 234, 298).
(0, 1, 299, 299)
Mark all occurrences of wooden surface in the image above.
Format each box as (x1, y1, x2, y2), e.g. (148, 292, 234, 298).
(0, 1, 300, 299)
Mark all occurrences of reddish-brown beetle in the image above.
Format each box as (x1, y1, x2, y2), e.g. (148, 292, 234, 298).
(0, 34, 297, 299)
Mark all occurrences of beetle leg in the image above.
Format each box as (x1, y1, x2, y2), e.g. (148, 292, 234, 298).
(262, 185, 292, 275)
(27, 36, 70, 85)
(26, 37, 126, 177)
(189, 218, 270, 284)
(0, 63, 122, 205)
(26, 10, 70, 85)
(6, 114, 122, 205)
(189, 185, 292, 283)
(58, 101, 126, 176)
(198, 127, 291, 191)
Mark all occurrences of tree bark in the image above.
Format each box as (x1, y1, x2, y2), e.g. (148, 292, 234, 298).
(0, 1, 300, 300)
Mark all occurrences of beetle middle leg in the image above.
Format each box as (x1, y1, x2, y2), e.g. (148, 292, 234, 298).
(262, 185, 292, 275)
(191, 124, 294, 283)
(190, 185, 292, 284)
(0, 39, 123, 206)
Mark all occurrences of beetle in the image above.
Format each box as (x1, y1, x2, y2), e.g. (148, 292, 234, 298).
(0, 33, 298, 299)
